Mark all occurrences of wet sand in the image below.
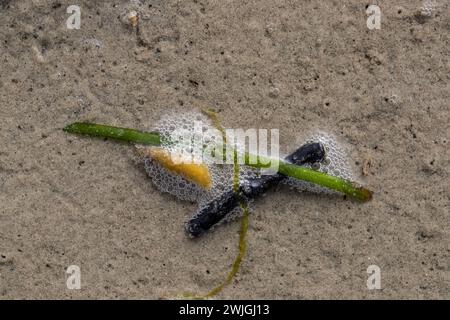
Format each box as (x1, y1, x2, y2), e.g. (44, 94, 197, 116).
(0, 0, 448, 299)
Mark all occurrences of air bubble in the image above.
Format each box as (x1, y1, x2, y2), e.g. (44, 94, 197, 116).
(138, 109, 256, 209)
(139, 111, 358, 219)
(284, 131, 356, 195)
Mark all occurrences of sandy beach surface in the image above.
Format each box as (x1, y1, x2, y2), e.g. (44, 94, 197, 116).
(0, 0, 449, 299)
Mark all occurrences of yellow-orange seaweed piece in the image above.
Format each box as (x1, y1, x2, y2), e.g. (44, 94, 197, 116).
(140, 147, 212, 190)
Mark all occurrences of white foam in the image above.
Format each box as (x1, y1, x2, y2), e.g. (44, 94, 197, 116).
(137, 111, 357, 218)
(137, 109, 255, 210)
(283, 131, 355, 195)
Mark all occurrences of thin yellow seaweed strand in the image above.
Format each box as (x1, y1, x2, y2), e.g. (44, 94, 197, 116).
(182, 110, 250, 299)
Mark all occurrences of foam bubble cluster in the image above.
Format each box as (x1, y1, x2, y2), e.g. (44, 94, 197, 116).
(138, 110, 356, 218)
(283, 132, 355, 194)
(137, 109, 256, 209)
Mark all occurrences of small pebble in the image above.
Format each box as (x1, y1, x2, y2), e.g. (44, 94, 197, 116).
(268, 87, 280, 98)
